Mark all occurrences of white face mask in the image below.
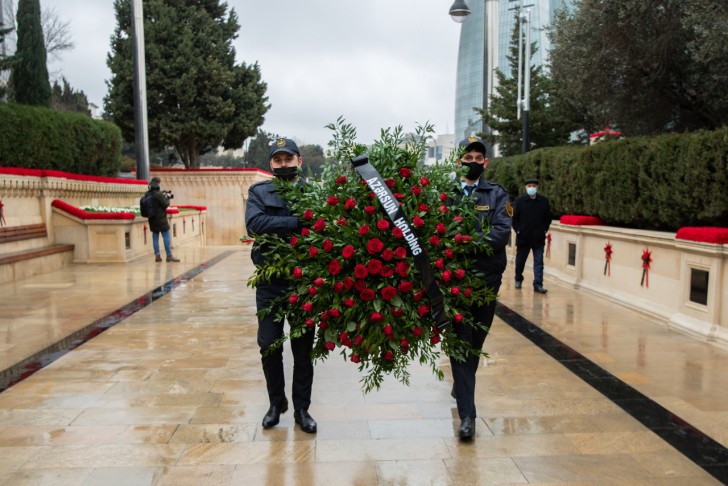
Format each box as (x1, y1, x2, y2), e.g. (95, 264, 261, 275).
(526, 187, 538, 196)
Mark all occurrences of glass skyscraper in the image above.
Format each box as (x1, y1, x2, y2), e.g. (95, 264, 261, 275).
(454, 0, 575, 143)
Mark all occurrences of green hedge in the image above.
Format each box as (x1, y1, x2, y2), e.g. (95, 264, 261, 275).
(0, 103, 122, 176)
(485, 127, 728, 231)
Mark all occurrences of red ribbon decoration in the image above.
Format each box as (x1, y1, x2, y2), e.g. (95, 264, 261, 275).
(0, 199, 5, 226)
(641, 248, 652, 287)
(545, 232, 552, 258)
(604, 242, 613, 276)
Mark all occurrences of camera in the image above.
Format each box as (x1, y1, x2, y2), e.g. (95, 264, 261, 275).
(163, 190, 174, 200)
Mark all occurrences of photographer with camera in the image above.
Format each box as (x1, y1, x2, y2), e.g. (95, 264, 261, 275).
(142, 177, 180, 262)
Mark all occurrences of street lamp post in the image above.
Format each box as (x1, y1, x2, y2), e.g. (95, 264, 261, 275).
(516, 7, 531, 153)
(131, 0, 150, 181)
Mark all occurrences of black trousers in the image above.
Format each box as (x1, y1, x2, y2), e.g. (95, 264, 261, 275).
(256, 283, 315, 411)
(449, 282, 501, 419)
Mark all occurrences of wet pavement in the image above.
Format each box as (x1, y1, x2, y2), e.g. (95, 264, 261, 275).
(0, 245, 726, 485)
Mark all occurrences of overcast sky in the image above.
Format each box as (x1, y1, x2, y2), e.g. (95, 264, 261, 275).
(37, 0, 462, 149)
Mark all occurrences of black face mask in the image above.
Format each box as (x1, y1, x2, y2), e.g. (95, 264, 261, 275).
(462, 161, 484, 181)
(273, 166, 299, 181)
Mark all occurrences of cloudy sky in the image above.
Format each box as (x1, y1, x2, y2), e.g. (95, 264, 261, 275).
(37, 0, 463, 149)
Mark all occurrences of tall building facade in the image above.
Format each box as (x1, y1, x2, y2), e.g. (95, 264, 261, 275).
(454, 0, 575, 144)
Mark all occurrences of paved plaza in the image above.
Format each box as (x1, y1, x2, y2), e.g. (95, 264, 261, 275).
(0, 245, 726, 485)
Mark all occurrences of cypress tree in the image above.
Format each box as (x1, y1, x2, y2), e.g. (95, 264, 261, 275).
(9, 0, 51, 106)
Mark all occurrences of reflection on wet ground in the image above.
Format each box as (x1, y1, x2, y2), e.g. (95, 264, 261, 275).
(0, 246, 725, 484)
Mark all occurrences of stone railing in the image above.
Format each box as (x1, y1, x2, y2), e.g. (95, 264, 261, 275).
(516, 222, 728, 349)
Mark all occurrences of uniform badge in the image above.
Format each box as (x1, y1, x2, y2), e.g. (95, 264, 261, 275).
(276, 138, 286, 148)
(468, 136, 478, 143)
(475, 205, 490, 211)
(506, 202, 514, 217)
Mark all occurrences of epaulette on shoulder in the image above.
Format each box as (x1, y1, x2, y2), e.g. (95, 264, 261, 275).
(249, 180, 273, 191)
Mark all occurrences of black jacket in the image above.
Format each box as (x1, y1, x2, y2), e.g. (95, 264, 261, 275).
(146, 186, 170, 233)
(245, 180, 301, 267)
(512, 193, 551, 247)
(453, 179, 512, 284)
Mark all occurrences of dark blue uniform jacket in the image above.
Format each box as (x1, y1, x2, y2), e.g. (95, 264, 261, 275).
(245, 180, 301, 267)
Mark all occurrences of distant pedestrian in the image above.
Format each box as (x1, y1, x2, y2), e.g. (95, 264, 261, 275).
(513, 178, 551, 293)
(144, 177, 180, 262)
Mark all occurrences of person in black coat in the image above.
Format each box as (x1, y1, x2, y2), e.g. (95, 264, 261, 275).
(145, 177, 180, 262)
(512, 178, 551, 293)
(449, 137, 512, 440)
(245, 138, 317, 434)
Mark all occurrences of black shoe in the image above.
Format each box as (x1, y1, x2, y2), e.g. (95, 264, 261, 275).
(294, 409, 317, 433)
(459, 417, 475, 439)
(534, 286, 548, 294)
(514, 281, 522, 289)
(261, 399, 288, 429)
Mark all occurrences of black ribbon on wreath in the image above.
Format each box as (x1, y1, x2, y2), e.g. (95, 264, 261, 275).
(351, 154, 449, 331)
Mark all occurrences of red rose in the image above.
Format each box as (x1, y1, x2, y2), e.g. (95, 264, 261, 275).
(429, 235, 441, 246)
(398, 281, 413, 293)
(436, 223, 447, 234)
(367, 238, 385, 254)
(343, 277, 355, 289)
(353, 335, 364, 346)
(383, 324, 393, 335)
(381, 248, 394, 261)
(336, 217, 348, 226)
(320, 311, 330, 321)
(308, 286, 318, 297)
(400, 338, 409, 349)
(454, 233, 464, 244)
(289, 294, 300, 305)
(319, 321, 328, 329)
(394, 246, 407, 259)
(381, 286, 397, 301)
(385, 179, 395, 188)
(360, 288, 376, 301)
(342, 298, 355, 308)
(325, 341, 335, 351)
(420, 177, 430, 186)
(454, 313, 463, 323)
(370, 312, 384, 323)
(439, 205, 448, 214)
(328, 259, 341, 275)
(418, 203, 429, 212)
(392, 227, 404, 239)
(338, 331, 349, 342)
(442, 270, 452, 282)
(364, 205, 376, 216)
(417, 305, 430, 317)
(329, 308, 341, 318)
(303, 208, 314, 221)
(412, 327, 423, 336)
(383, 351, 394, 361)
(367, 259, 383, 275)
(309, 246, 319, 258)
(444, 249, 454, 259)
(399, 167, 412, 178)
(358, 225, 370, 236)
(293, 267, 303, 279)
(454, 216, 463, 224)
(333, 282, 344, 293)
(450, 287, 460, 296)
(463, 287, 472, 297)
(377, 220, 390, 231)
(395, 261, 410, 278)
(455, 269, 466, 280)
(439, 193, 448, 202)
(351, 354, 361, 363)
(336, 176, 347, 185)
(323, 239, 334, 253)
(302, 302, 313, 312)
(391, 307, 404, 317)
(431, 336, 440, 345)
(411, 186, 422, 197)
(354, 264, 369, 279)
(414, 290, 425, 302)
(327, 195, 339, 206)
(305, 319, 315, 329)
(313, 218, 327, 232)
(412, 216, 425, 227)
(342, 245, 355, 259)
(301, 228, 311, 237)
(380, 266, 395, 278)
(290, 235, 299, 247)
(464, 235, 471, 242)
(393, 193, 405, 201)
(353, 279, 366, 291)
(434, 258, 444, 270)
(344, 197, 356, 210)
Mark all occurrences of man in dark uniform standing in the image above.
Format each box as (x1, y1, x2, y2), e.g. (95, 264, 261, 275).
(513, 178, 551, 294)
(245, 138, 317, 434)
(449, 136, 512, 439)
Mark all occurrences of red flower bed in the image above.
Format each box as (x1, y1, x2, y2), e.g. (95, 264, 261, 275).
(0, 167, 147, 186)
(559, 215, 605, 226)
(675, 227, 728, 244)
(51, 200, 136, 220)
(176, 205, 207, 211)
